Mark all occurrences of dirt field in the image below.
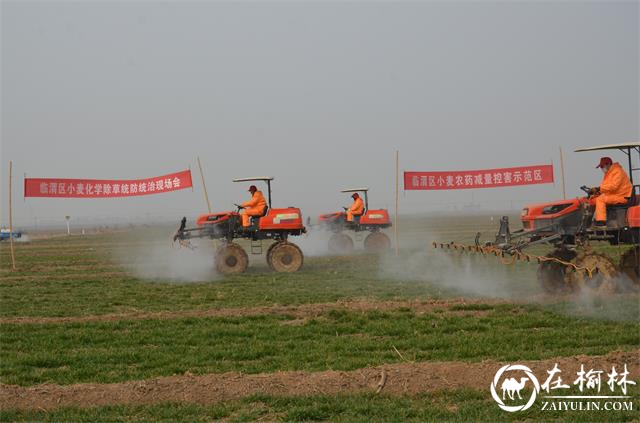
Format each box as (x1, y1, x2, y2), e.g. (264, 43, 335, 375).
(3, 350, 638, 411)
(1, 215, 638, 422)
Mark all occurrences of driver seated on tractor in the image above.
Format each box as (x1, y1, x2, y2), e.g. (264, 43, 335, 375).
(345, 193, 364, 222)
(240, 185, 267, 227)
(590, 157, 633, 226)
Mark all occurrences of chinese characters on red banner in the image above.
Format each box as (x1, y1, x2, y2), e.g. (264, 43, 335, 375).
(404, 165, 554, 190)
(24, 170, 193, 198)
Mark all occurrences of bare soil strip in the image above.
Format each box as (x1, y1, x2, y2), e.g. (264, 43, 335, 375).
(2, 350, 637, 411)
(0, 298, 509, 325)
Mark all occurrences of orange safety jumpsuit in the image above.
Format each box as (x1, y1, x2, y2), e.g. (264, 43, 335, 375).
(241, 190, 267, 227)
(346, 197, 364, 222)
(594, 163, 633, 222)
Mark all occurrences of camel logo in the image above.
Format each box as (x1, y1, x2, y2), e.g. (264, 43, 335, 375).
(503, 375, 534, 402)
(490, 364, 541, 412)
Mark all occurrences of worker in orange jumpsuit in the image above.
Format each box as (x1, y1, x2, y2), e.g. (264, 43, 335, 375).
(240, 185, 267, 227)
(345, 193, 365, 222)
(590, 157, 633, 225)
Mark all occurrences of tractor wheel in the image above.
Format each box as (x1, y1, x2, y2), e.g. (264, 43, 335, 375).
(215, 243, 249, 274)
(363, 232, 391, 253)
(265, 242, 279, 271)
(620, 247, 640, 287)
(328, 233, 354, 254)
(268, 242, 304, 273)
(536, 249, 576, 294)
(568, 252, 619, 295)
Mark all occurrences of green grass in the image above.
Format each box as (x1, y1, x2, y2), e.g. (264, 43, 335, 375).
(2, 219, 634, 319)
(0, 228, 520, 318)
(2, 389, 639, 422)
(2, 305, 638, 386)
(0, 255, 452, 318)
(1, 219, 638, 421)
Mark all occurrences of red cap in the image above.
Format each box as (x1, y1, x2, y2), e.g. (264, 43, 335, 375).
(596, 157, 613, 168)
(351, 193, 359, 199)
(248, 185, 257, 192)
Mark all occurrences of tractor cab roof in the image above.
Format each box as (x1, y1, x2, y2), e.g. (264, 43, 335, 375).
(341, 187, 369, 193)
(575, 142, 639, 152)
(575, 142, 639, 184)
(233, 177, 274, 182)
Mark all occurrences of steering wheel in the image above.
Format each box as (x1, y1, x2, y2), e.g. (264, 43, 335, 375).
(580, 185, 600, 197)
(234, 203, 245, 211)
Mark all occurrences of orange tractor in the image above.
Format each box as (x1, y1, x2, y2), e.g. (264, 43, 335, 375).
(317, 188, 392, 253)
(174, 177, 306, 273)
(436, 142, 639, 294)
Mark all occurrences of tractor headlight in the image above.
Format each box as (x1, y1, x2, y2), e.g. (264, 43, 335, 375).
(521, 208, 529, 217)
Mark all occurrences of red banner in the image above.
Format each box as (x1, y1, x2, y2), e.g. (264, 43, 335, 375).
(404, 164, 554, 190)
(24, 170, 193, 198)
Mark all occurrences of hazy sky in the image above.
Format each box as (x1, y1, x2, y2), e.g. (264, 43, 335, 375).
(1, 1, 638, 227)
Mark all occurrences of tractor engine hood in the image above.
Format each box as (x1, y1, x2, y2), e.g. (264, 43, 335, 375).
(521, 198, 584, 221)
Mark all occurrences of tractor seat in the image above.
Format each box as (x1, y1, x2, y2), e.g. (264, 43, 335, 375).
(606, 195, 636, 210)
(250, 206, 269, 226)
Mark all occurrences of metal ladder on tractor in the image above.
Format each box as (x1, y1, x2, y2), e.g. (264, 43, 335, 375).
(250, 239, 263, 255)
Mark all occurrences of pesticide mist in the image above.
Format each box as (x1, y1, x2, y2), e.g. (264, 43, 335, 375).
(380, 242, 639, 322)
(379, 243, 538, 300)
(112, 226, 219, 282)
(296, 229, 336, 257)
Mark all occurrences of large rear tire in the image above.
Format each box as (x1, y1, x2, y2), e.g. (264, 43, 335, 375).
(364, 232, 391, 253)
(215, 243, 249, 274)
(536, 249, 576, 294)
(568, 252, 619, 294)
(328, 233, 354, 254)
(265, 242, 279, 271)
(268, 242, 304, 273)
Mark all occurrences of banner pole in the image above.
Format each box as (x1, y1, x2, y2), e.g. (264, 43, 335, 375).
(9, 161, 16, 270)
(394, 150, 399, 257)
(559, 147, 566, 200)
(197, 157, 212, 213)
